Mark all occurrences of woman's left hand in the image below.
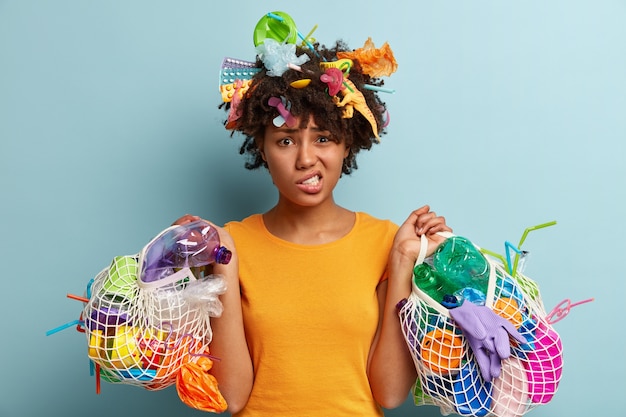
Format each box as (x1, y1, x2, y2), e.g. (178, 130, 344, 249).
(391, 205, 452, 268)
(369, 205, 453, 406)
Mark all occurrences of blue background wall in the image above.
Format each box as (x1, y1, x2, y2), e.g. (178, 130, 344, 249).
(1, 1, 624, 416)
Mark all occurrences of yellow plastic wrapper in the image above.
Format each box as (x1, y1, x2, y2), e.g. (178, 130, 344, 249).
(176, 356, 228, 413)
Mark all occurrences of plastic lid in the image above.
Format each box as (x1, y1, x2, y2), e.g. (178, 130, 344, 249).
(215, 246, 232, 265)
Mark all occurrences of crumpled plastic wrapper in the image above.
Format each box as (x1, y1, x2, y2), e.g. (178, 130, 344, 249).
(146, 275, 227, 337)
(337, 37, 398, 77)
(256, 38, 310, 76)
(177, 356, 228, 413)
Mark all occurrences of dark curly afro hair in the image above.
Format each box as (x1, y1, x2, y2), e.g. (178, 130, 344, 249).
(220, 40, 390, 175)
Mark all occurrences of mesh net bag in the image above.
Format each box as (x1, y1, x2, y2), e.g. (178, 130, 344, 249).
(398, 232, 563, 417)
(80, 220, 230, 412)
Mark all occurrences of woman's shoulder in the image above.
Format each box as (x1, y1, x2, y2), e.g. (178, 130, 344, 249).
(356, 211, 398, 226)
(355, 212, 399, 235)
(224, 213, 263, 233)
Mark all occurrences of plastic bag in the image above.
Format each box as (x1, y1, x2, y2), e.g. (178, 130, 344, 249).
(398, 232, 563, 417)
(79, 221, 229, 410)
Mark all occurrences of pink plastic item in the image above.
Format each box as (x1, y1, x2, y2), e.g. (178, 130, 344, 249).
(523, 320, 563, 404)
(492, 356, 529, 417)
(320, 68, 344, 96)
(268, 96, 296, 128)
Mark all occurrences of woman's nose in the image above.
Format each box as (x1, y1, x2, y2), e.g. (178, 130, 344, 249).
(296, 143, 316, 169)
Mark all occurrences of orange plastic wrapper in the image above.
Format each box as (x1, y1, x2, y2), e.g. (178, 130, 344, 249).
(176, 356, 228, 413)
(337, 38, 398, 78)
(145, 338, 201, 391)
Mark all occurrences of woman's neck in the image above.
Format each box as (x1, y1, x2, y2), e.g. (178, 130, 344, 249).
(262, 199, 355, 245)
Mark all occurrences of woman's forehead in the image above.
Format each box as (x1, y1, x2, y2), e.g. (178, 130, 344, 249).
(266, 115, 328, 133)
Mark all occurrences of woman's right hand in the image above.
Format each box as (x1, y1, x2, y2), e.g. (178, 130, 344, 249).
(171, 214, 237, 276)
(172, 214, 252, 412)
(172, 213, 202, 226)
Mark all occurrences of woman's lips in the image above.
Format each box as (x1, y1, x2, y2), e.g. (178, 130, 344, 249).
(297, 174, 322, 193)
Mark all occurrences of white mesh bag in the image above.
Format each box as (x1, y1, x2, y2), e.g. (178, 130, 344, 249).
(398, 231, 563, 417)
(82, 221, 229, 392)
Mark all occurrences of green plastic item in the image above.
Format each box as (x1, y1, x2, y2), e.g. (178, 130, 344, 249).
(102, 256, 138, 302)
(413, 377, 436, 405)
(433, 236, 490, 297)
(413, 263, 454, 304)
(99, 367, 123, 383)
(253, 11, 298, 46)
(413, 236, 490, 305)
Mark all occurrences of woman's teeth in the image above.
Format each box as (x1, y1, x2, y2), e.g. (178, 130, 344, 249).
(302, 175, 320, 185)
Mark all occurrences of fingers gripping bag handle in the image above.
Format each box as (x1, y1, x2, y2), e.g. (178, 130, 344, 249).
(398, 231, 564, 417)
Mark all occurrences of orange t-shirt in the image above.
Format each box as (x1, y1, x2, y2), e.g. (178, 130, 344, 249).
(225, 212, 398, 417)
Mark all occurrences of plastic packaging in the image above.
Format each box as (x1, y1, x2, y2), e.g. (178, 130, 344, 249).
(433, 236, 490, 298)
(102, 255, 139, 302)
(491, 356, 529, 417)
(452, 361, 493, 416)
(421, 328, 465, 374)
(140, 220, 232, 284)
(177, 356, 228, 413)
(399, 226, 569, 417)
(413, 236, 490, 307)
(521, 321, 563, 404)
(55, 219, 230, 403)
(412, 263, 455, 305)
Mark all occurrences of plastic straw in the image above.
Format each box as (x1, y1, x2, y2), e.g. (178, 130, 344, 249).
(45, 320, 82, 336)
(512, 221, 557, 276)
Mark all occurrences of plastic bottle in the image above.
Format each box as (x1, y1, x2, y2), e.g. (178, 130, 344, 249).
(432, 236, 490, 299)
(413, 263, 457, 305)
(141, 220, 232, 283)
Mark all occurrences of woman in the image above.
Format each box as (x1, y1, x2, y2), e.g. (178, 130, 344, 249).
(176, 14, 452, 416)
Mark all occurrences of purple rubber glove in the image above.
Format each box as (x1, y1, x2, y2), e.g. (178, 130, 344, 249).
(449, 300, 526, 382)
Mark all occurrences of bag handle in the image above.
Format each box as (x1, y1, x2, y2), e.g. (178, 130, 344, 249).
(415, 231, 454, 266)
(137, 266, 198, 290)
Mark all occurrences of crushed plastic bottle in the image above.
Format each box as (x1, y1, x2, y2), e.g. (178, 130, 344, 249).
(140, 220, 232, 283)
(414, 236, 490, 307)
